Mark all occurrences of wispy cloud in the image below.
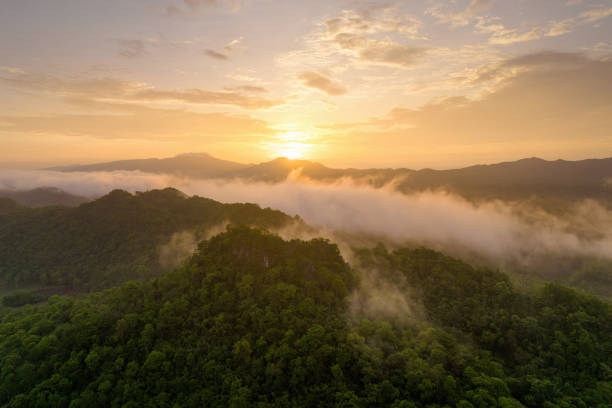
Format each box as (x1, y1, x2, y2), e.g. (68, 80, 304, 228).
(299, 72, 347, 95)
(116, 39, 149, 58)
(0, 101, 273, 141)
(0, 66, 26, 75)
(322, 9, 428, 68)
(204, 37, 245, 61)
(167, 0, 243, 15)
(279, 7, 428, 72)
(429, 2, 612, 44)
(547, 6, 612, 37)
(324, 8, 423, 38)
(224, 85, 267, 93)
(204, 49, 230, 60)
(0, 71, 281, 109)
(465, 0, 494, 16)
(474, 18, 544, 45)
(224, 36, 244, 52)
(426, 0, 495, 27)
(319, 51, 612, 159)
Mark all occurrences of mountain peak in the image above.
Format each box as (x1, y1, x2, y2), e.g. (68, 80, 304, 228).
(174, 152, 214, 159)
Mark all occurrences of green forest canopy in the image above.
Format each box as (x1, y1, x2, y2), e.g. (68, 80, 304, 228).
(0, 188, 294, 290)
(0, 227, 609, 407)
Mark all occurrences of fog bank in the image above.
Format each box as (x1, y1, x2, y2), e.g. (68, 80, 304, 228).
(3, 169, 612, 265)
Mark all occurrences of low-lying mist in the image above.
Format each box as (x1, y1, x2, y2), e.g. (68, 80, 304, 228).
(3, 169, 612, 268)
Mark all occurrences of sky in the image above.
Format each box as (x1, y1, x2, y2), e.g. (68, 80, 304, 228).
(1, 0, 611, 169)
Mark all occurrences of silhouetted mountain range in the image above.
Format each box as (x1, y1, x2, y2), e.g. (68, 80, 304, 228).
(50, 154, 612, 184)
(49, 152, 249, 179)
(50, 154, 612, 205)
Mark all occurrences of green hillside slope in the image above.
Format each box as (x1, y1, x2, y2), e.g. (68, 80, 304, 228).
(0, 227, 608, 407)
(0, 189, 294, 290)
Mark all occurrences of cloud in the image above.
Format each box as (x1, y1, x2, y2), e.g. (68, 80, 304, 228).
(472, 4, 612, 44)
(282, 8, 427, 70)
(299, 72, 347, 95)
(320, 51, 612, 159)
(4, 171, 612, 265)
(184, 0, 216, 11)
(0, 169, 175, 197)
(324, 9, 422, 38)
(347, 266, 421, 323)
(487, 27, 542, 45)
(224, 37, 244, 52)
(0, 102, 273, 141)
(547, 6, 612, 37)
(358, 39, 426, 67)
(426, 0, 494, 27)
(204, 49, 229, 60)
(168, 0, 242, 14)
(225, 85, 267, 93)
(0, 66, 26, 74)
(0, 72, 142, 98)
(473, 18, 543, 45)
(331, 32, 427, 67)
(0, 71, 281, 109)
(116, 39, 148, 58)
(133, 88, 278, 108)
(465, 0, 494, 16)
(474, 51, 591, 82)
(429, 2, 611, 44)
(203, 37, 244, 61)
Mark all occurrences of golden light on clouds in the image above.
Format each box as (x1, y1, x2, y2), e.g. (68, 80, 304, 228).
(0, 1, 611, 168)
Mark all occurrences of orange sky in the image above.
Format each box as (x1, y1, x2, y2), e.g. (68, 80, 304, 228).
(1, 0, 611, 169)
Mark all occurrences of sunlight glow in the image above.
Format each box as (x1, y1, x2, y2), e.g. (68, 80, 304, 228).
(266, 128, 313, 160)
(276, 142, 308, 159)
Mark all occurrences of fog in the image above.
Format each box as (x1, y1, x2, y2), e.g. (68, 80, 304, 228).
(3, 169, 612, 266)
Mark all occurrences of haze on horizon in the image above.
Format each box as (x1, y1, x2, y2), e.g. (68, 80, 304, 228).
(1, 0, 611, 169)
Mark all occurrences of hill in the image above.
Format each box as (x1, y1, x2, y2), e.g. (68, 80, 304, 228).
(0, 187, 89, 207)
(0, 227, 609, 407)
(397, 157, 612, 203)
(49, 153, 248, 179)
(0, 188, 295, 290)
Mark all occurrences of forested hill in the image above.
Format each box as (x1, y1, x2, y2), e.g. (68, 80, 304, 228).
(0, 188, 295, 290)
(0, 227, 609, 407)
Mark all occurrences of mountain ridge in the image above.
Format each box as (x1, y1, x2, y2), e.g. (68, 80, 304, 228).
(46, 153, 612, 205)
(48, 153, 612, 182)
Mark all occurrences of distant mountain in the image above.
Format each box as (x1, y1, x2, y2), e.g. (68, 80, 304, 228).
(401, 156, 612, 188)
(52, 153, 612, 185)
(396, 157, 612, 204)
(52, 154, 612, 204)
(0, 187, 89, 207)
(228, 157, 345, 182)
(50, 152, 249, 178)
(0, 188, 295, 290)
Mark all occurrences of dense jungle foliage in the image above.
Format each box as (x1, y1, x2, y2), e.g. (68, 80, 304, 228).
(0, 227, 609, 407)
(0, 189, 294, 290)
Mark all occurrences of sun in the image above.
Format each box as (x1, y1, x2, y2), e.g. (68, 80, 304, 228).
(277, 142, 307, 160)
(267, 129, 313, 160)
